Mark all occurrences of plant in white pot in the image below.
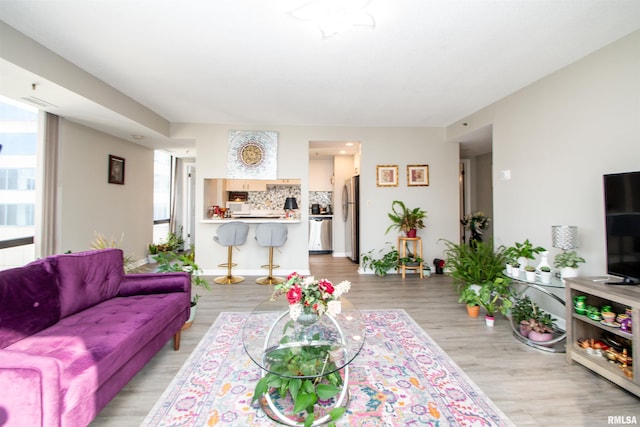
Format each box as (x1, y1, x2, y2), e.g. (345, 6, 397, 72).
(524, 265, 537, 282)
(512, 239, 546, 271)
(478, 277, 513, 327)
(554, 250, 585, 279)
(510, 261, 521, 277)
(385, 200, 427, 238)
(539, 266, 553, 284)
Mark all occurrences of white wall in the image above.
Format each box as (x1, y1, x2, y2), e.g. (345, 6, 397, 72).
(58, 119, 153, 259)
(448, 30, 640, 276)
(173, 124, 460, 274)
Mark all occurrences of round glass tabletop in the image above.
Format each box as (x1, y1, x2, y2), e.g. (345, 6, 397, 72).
(242, 296, 365, 379)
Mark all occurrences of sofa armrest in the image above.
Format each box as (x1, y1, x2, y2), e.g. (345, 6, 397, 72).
(0, 350, 62, 427)
(119, 272, 191, 297)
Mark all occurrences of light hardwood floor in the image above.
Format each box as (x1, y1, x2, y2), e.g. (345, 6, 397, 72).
(91, 255, 639, 427)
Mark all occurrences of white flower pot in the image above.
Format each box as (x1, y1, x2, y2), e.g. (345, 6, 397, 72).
(485, 315, 495, 327)
(540, 271, 552, 284)
(506, 263, 513, 275)
(511, 267, 520, 277)
(525, 271, 537, 282)
(561, 267, 578, 279)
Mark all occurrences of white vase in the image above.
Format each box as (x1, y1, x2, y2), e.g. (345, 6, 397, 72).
(536, 251, 550, 272)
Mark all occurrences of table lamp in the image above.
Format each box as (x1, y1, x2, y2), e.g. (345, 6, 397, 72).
(552, 225, 578, 251)
(284, 197, 298, 219)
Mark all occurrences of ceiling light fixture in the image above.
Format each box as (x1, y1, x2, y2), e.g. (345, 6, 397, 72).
(288, 0, 376, 38)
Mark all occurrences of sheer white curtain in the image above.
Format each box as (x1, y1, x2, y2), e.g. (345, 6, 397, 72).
(36, 112, 59, 257)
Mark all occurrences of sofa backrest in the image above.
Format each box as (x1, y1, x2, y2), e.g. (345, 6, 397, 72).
(0, 257, 61, 349)
(55, 249, 125, 318)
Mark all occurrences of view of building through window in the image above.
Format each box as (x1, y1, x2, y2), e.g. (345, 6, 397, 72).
(0, 96, 39, 270)
(153, 150, 172, 243)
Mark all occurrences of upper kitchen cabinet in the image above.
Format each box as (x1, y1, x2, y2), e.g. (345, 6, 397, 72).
(309, 159, 334, 191)
(225, 180, 268, 191)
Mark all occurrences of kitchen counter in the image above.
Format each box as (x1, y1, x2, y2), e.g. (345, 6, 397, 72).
(201, 218, 301, 224)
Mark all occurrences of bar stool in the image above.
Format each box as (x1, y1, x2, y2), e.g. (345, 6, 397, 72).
(214, 222, 249, 284)
(255, 223, 288, 285)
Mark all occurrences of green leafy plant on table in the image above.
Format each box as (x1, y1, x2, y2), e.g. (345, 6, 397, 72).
(553, 250, 585, 268)
(512, 239, 545, 261)
(252, 273, 352, 427)
(385, 200, 427, 235)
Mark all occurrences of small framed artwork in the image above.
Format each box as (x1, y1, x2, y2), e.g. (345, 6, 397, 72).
(407, 164, 429, 186)
(108, 155, 125, 185)
(376, 165, 398, 187)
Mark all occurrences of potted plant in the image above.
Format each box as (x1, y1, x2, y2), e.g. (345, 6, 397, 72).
(510, 261, 521, 277)
(155, 248, 211, 328)
(360, 244, 399, 276)
(460, 211, 490, 243)
(512, 296, 557, 342)
(503, 246, 517, 275)
(524, 265, 537, 282)
(539, 265, 552, 284)
(147, 243, 159, 264)
(554, 250, 585, 279)
(385, 200, 427, 237)
(512, 239, 546, 270)
(458, 286, 481, 317)
(441, 239, 508, 293)
(478, 277, 513, 327)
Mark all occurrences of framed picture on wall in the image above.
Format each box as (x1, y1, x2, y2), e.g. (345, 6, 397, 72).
(376, 165, 398, 187)
(108, 155, 125, 185)
(407, 164, 429, 186)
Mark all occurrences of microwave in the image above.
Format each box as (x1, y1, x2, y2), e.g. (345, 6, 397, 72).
(226, 202, 250, 213)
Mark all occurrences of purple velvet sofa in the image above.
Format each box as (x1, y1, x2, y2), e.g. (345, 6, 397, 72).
(0, 248, 191, 427)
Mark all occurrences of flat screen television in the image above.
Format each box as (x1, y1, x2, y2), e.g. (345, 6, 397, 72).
(603, 171, 640, 285)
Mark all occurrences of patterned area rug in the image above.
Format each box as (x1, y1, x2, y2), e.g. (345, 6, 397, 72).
(142, 310, 514, 426)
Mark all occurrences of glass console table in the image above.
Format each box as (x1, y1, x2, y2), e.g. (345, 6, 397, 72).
(242, 297, 365, 426)
(507, 270, 567, 353)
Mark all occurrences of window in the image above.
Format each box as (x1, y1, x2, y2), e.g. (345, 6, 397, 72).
(0, 96, 39, 269)
(153, 150, 172, 242)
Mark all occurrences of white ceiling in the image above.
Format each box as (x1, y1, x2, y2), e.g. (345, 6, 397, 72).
(1, 0, 639, 157)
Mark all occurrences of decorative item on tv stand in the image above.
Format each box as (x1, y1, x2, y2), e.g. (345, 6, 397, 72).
(551, 225, 584, 279)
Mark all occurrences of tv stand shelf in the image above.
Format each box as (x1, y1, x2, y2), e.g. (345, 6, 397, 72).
(565, 277, 640, 397)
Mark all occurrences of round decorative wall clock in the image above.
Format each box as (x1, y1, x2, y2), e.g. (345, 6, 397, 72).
(227, 130, 278, 179)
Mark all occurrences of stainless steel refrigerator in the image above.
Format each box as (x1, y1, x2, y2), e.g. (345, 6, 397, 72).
(342, 176, 359, 263)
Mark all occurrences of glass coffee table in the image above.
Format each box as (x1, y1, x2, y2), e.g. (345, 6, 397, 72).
(242, 297, 365, 426)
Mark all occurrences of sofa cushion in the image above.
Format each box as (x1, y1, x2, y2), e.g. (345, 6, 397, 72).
(6, 292, 188, 413)
(0, 258, 61, 349)
(55, 249, 124, 318)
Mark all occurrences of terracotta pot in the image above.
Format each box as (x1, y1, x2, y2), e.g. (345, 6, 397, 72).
(466, 304, 480, 318)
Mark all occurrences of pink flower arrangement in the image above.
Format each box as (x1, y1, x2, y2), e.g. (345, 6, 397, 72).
(272, 272, 351, 321)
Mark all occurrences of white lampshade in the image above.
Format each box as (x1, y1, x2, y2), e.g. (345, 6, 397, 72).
(552, 225, 578, 250)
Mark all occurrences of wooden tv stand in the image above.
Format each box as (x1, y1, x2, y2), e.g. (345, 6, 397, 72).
(565, 277, 640, 397)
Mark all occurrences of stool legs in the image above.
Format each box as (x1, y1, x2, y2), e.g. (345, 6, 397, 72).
(215, 246, 245, 284)
(256, 247, 284, 285)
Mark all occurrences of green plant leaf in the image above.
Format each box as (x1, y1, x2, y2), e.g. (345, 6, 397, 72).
(294, 391, 317, 414)
(316, 383, 340, 400)
(252, 376, 269, 403)
(330, 407, 347, 420)
(288, 378, 302, 400)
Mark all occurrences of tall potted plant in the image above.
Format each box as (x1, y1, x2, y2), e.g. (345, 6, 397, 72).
(441, 239, 508, 293)
(385, 200, 427, 237)
(512, 239, 546, 270)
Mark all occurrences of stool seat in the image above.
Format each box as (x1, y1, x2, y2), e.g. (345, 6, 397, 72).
(255, 223, 288, 285)
(214, 222, 249, 284)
